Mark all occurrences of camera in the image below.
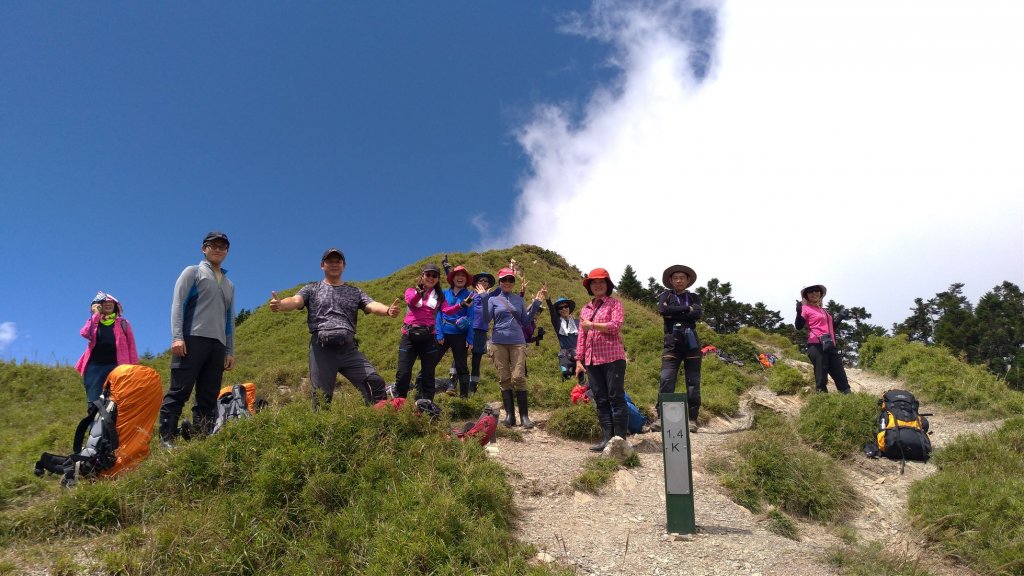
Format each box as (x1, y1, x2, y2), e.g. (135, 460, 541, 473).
(533, 326, 546, 347)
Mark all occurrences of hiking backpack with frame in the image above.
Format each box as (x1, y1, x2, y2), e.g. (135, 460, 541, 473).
(867, 389, 932, 473)
(34, 364, 162, 486)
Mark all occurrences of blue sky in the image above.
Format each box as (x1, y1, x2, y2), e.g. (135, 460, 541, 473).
(3, 1, 1023, 365)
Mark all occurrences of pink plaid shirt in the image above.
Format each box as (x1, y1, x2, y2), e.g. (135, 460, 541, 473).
(575, 296, 626, 365)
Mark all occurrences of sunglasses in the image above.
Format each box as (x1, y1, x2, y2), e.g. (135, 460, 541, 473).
(557, 306, 570, 311)
(424, 272, 440, 278)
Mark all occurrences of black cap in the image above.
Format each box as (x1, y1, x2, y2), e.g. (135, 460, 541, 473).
(321, 248, 346, 263)
(422, 263, 441, 274)
(203, 231, 230, 247)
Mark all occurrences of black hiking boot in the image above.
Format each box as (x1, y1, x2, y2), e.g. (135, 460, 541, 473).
(516, 390, 534, 429)
(501, 389, 516, 427)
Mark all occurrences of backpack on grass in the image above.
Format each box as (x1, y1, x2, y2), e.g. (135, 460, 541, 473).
(866, 389, 932, 472)
(34, 364, 162, 486)
(212, 383, 258, 434)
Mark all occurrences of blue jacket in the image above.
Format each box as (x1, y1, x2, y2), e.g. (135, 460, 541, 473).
(436, 286, 474, 344)
(481, 290, 540, 345)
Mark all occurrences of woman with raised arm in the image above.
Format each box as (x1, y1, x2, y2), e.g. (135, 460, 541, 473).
(75, 292, 138, 405)
(795, 284, 851, 394)
(477, 268, 545, 428)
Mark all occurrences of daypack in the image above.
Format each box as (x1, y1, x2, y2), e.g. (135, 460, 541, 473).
(869, 389, 932, 472)
(451, 406, 498, 446)
(34, 364, 162, 486)
(621, 393, 647, 435)
(212, 383, 257, 434)
(757, 353, 778, 368)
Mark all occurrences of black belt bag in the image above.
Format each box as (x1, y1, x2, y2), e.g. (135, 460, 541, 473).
(405, 324, 434, 343)
(317, 330, 354, 349)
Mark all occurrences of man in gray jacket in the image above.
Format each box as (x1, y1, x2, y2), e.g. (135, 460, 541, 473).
(160, 231, 235, 446)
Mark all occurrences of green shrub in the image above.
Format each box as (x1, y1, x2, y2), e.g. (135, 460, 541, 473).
(708, 411, 858, 523)
(739, 327, 802, 359)
(797, 393, 879, 459)
(708, 333, 760, 368)
(547, 403, 601, 441)
(859, 336, 1024, 418)
(907, 417, 1024, 575)
(572, 457, 620, 493)
(767, 363, 809, 395)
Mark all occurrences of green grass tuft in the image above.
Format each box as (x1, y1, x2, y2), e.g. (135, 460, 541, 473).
(767, 362, 810, 395)
(907, 417, 1024, 575)
(707, 410, 858, 523)
(797, 393, 880, 459)
(765, 508, 799, 540)
(699, 354, 759, 422)
(859, 336, 1024, 418)
(546, 403, 601, 441)
(825, 542, 933, 576)
(572, 457, 621, 493)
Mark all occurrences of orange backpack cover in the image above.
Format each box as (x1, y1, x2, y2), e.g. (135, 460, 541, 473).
(99, 364, 163, 478)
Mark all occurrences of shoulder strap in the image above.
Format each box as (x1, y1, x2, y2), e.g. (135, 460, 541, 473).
(496, 295, 524, 328)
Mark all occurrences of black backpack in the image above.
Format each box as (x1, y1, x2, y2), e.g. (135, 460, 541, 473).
(35, 397, 119, 487)
(867, 389, 932, 472)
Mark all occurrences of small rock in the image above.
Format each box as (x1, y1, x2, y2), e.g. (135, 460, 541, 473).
(669, 533, 693, 542)
(535, 552, 555, 563)
(604, 436, 635, 460)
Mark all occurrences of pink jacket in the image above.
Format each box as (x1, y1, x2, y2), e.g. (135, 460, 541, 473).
(75, 313, 139, 374)
(402, 287, 461, 333)
(800, 305, 834, 345)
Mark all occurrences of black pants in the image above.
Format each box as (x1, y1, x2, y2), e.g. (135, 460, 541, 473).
(471, 329, 487, 380)
(162, 335, 225, 433)
(585, 359, 627, 424)
(308, 334, 386, 407)
(395, 333, 440, 401)
(559, 349, 585, 383)
(659, 338, 702, 419)
(807, 344, 850, 393)
(417, 332, 469, 389)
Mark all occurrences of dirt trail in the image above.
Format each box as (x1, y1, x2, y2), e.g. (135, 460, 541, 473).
(491, 366, 1001, 576)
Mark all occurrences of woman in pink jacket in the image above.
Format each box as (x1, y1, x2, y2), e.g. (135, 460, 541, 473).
(795, 284, 850, 393)
(74, 292, 139, 404)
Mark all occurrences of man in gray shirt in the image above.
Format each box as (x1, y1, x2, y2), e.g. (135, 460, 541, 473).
(160, 231, 235, 446)
(270, 248, 399, 408)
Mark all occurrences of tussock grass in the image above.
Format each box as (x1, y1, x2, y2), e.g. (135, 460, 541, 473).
(767, 362, 810, 395)
(797, 393, 880, 459)
(739, 327, 802, 359)
(707, 411, 858, 523)
(859, 336, 1024, 418)
(765, 508, 799, 540)
(699, 354, 759, 422)
(826, 542, 933, 576)
(907, 417, 1024, 575)
(571, 454, 639, 494)
(546, 403, 601, 441)
(2, 398, 565, 575)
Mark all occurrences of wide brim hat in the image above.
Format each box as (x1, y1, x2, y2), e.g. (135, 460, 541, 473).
(446, 265, 472, 285)
(554, 297, 576, 314)
(472, 272, 495, 287)
(662, 264, 697, 290)
(91, 291, 123, 315)
(582, 268, 615, 295)
(800, 284, 827, 299)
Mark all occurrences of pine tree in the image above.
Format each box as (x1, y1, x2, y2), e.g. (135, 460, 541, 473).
(617, 265, 645, 301)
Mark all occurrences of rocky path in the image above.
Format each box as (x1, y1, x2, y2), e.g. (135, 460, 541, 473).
(490, 366, 1001, 576)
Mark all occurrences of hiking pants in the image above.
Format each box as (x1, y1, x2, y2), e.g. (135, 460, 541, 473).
(395, 333, 440, 401)
(437, 333, 469, 378)
(309, 335, 386, 408)
(585, 359, 627, 427)
(471, 329, 487, 380)
(83, 361, 117, 404)
(659, 338, 702, 420)
(162, 335, 225, 434)
(807, 344, 851, 393)
(559, 348, 585, 384)
(490, 343, 527, 392)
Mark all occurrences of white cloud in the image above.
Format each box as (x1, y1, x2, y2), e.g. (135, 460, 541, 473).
(0, 322, 16, 352)
(501, 0, 1024, 328)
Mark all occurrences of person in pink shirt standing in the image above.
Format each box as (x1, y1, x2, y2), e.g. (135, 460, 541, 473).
(395, 263, 462, 401)
(574, 268, 627, 452)
(75, 292, 139, 405)
(795, 284, 851, 393)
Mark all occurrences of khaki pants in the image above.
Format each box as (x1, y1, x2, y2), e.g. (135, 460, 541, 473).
(491, 343, 527, 391)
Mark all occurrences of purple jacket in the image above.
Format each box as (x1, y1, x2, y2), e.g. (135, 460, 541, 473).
(75, 313, 139, 374)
